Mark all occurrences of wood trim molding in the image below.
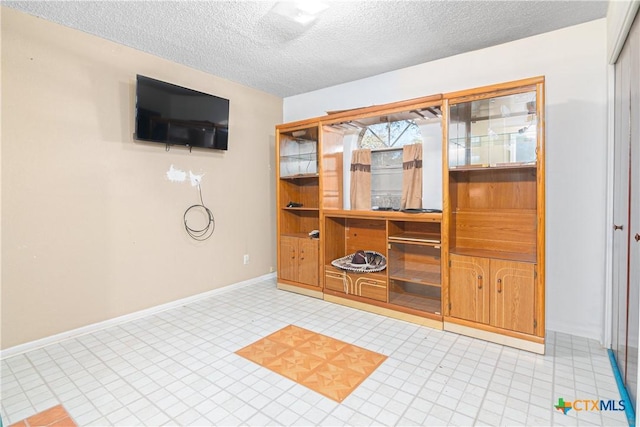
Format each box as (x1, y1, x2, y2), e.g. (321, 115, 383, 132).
(277, 282, 324, 298)
(277, 94, 443, 130)
(444, 76, 544, 101)
(444, 320, 545, 354)
(444, 316, 544, 342)
(324, 294, 444, 330)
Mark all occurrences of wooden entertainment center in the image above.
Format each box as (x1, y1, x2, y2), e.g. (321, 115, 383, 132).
(276, 77, 545, 353)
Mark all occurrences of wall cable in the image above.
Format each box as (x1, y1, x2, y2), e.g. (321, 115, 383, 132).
(184, 183, 215, 240)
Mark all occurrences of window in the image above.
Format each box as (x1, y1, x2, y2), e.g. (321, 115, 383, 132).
(359, 120, 422, 149)
(327, 106, 441, 210)
(358, 120, 423, 209)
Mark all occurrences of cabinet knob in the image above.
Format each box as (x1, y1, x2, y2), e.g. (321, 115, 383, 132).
(477, 275, 483, 289)
(635, 233, 640, 242)
(614, 224, 624, 231)
(497, 278, 502, 293)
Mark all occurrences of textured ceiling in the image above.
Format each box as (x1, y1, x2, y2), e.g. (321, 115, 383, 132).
(4, 1, 608, 97)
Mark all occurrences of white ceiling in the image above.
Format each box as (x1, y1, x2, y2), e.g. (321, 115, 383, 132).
(4, 1, 608, 98)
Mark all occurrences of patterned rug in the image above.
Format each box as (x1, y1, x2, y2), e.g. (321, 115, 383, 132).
(9, 404, 76, 427)
(236, 325, 387, 402)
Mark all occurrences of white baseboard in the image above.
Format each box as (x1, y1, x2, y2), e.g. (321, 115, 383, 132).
(1, 273, 276, 360)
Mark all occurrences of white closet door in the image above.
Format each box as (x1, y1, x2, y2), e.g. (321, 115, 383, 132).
(628, 14, 640, 411)
(613, 32, 632, 385)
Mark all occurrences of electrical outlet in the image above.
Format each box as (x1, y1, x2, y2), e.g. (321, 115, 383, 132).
(269, 266, 275, 273)
(243, 254, 250, 265)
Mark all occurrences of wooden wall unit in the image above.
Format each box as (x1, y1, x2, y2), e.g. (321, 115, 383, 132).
(444, 77, 545, 353)
(276, 124, 322, 297)
(275, 77, 545, 353)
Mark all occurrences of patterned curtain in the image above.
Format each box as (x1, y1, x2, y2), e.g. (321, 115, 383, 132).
(350, 149, 371, 210)
(401, 143, 423, 209)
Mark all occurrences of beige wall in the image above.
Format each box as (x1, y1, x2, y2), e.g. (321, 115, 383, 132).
(1, 7, 282, 349)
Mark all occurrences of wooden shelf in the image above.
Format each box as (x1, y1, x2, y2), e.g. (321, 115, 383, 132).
(282, 207, 319, 212)
(450, 247, 536, 263)
(389, 291, 441, 315)
(449, 163, 536, 172)
(388, 231, 441, 245)
(389, 268, 441, 286)
(282, 232, 319, 239)
(323, 209, 442, 222)
(280, 173, 319, 180)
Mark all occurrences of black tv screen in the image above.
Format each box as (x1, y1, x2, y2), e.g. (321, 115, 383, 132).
(135, 75, 229, 150)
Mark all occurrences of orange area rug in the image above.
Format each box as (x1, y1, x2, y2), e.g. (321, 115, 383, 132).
(9, 405, 76, 427)
(236, 325, 387, 402)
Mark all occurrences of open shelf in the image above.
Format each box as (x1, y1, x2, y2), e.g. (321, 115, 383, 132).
(280, 173, 320, 180)
(280, 209, 319, 237)
(389, 290, 441, 315)
(449, 162, 536, 171)
(324, 209, 442, 221)
(389, 265, 441, 286)
(282, 232, 319, 239)
(388, 231, 441, 245)
(388, 220, 441, 243)
(282, 207, 320, 212)
(388, 241, 440, 277)
(280, 177, 319, 210)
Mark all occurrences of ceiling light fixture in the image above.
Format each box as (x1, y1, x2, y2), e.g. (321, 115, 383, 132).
(272, 1, 330, 26)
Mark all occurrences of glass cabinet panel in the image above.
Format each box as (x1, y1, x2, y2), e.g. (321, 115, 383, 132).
(387, 241, 441, 315)
(449, 91, 537, 168)
(279, 127, 318, 178)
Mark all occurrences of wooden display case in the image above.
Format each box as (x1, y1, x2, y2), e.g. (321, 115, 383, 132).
(276, 124, 321, 296)
(443, 77, 545, 353)
(448, 87, 538, 169)
(274, 77, 545, 353)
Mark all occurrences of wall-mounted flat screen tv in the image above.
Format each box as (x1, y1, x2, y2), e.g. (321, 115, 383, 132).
(135, 75, 229, 150)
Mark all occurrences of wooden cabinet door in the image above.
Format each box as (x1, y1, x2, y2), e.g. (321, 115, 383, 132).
(449, 254, 490, 324)
(490, 260, 536, 335)
(353, 275, 387, 302)
(279, 236, 298, 282)
(325, 267, 348, 292)
(297, 238, 319, 287)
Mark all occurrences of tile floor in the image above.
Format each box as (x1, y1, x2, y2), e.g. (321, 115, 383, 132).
(0, 276, 630, 426)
